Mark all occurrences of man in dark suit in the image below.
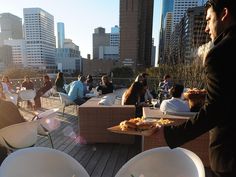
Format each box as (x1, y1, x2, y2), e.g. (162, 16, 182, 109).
(157, 0, 236, 176)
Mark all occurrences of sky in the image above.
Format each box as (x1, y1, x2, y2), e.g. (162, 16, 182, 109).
(0, 0, 162, 60)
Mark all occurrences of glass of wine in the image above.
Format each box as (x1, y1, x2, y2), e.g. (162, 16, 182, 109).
(151, 98, 158, 109)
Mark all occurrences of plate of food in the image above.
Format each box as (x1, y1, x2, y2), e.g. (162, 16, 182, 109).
(108, 118, 173, 136)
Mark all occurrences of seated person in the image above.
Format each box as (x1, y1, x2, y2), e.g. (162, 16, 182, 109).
(55, 72, 66, 93)
(20, 75, 35, 108)
(160, 84, 190, 113)
(158, 74, 173, 102)
(21, 75, 34, 90)
(96, 75, 114, 95)
(67, 75, 86, 105)
(2, 75, 14, 93)
(34, 75, 53, 109)
(85, 74, 94, 91)
(0, 82, 6, 100)
(122, 82, 149, 117)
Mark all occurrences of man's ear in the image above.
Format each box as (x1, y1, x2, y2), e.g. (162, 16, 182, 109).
(221, 7, 229, 21)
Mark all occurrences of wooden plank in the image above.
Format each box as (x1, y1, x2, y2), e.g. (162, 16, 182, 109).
(19, 97, 144, 177)
(90, 144, 114, 177)
(112, 144, 129, 176)
(101, 145, 121, 177)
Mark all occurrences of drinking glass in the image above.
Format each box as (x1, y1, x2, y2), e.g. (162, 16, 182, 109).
(151, 98, 158, 109)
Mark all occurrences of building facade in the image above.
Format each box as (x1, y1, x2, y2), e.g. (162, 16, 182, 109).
(57, 22, 65, 49)
(0, 13, 23, 46)
(23, 8, 56, 71)
(119, 0, 154, 71)
(93, 27, 110, 59)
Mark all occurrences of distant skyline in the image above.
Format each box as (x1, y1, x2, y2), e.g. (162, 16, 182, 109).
(0, 0, 162, 60)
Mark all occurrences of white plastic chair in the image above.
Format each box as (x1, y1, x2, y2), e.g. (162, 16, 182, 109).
(58, 92, 76, 116)
(0, 121, 38, 151)
(18, 89, 36, 108)
(0, 147, 90, 177)
(5, 92, 18, 105)
(33, 108, 60, 148)
(115, 146, 205, 177)
(41, 89, 54, 107)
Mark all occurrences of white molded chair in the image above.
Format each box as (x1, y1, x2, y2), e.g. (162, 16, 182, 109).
(33, 108, 60, 148)
(18, 89, 36, 108)
(58, 92, 76, 116)
(115, 146, 205, 177)
(0, 121, 38, 151)
(0, 147, 90, 177)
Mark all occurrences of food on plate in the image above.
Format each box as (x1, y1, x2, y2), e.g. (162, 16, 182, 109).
(183, 88, 207, 112)
(136, 121, 156, 131)
(157, 118, 174, 125)
(183, 88, 207, 99)
(119, 117, 165, 131)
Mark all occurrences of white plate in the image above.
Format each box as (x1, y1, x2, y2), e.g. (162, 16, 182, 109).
(165, 111, 197, 117)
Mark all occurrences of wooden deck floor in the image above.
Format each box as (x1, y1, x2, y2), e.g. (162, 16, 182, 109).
(19, 96, 212, 177)
(19, 96, 140, 177)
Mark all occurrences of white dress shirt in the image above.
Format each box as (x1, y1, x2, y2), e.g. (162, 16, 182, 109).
(160, 97, 190, 113)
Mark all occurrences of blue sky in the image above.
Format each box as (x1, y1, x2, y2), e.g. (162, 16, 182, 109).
(0, 0, 162, 60)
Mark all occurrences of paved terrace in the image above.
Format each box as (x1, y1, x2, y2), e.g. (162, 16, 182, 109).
(19, 96, 212, 177)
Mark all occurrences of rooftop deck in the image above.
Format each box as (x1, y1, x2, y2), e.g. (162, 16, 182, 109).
(19, 96, 212, 177)
(19, 96, 140, 177)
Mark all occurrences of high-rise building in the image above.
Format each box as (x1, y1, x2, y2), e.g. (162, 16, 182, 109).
(57, 22, 65, 48)
(172, 0, 199, 31)
(158, 0, 174, 64)
(4, 39, 27, 67)
(23, 8, 56, 71)
(0, 13, 23, 45)
(92, 27, 110, 59)
(161, 0, 174, 26)
(120, 0, 154, 71)
(110, 25, 119, 47)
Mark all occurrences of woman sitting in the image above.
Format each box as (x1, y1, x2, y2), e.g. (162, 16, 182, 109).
(160, 84, 190, 113)
(122, 82, 149, 117)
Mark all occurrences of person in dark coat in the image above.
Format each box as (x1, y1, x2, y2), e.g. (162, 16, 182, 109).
(55, 72, 66, 93)
(96, 75, 114, 95)
(34, 75, 52, 109)
(157, 1, 236, 176)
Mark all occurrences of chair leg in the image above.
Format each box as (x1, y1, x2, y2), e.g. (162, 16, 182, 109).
(48, 133, 54, 149)
(63, 105, 65, 117)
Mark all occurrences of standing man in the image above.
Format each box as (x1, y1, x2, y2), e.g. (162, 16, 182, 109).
(157, 0, 236, 176)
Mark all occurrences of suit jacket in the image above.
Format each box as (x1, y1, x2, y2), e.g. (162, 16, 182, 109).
(164, 25, 236, 173)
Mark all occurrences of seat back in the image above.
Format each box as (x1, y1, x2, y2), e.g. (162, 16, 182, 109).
(34, 108, 60, 133)
(18, 89, 36, 101)
(58, 92, 74, 106)
(42, 89, 52, 98)
(115, 146, 205, 177)
(0, 147, 90, 177)
(0, 121, 38, 150)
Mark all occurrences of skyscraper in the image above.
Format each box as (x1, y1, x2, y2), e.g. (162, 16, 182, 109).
(161, 0, 173, 26)
(92, 27, 110, 59)
(120, 0, 154, 71)
(0, 13, 23, 45)
(172, 0, 199, 31)
(57, 22, 65, 49)
(23, 8, 56, 71)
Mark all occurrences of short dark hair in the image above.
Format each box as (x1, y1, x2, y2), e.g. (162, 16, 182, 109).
(170, 84, 184, 98)
(164, 74, 171, 80)
(205, 0, 236, 19)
